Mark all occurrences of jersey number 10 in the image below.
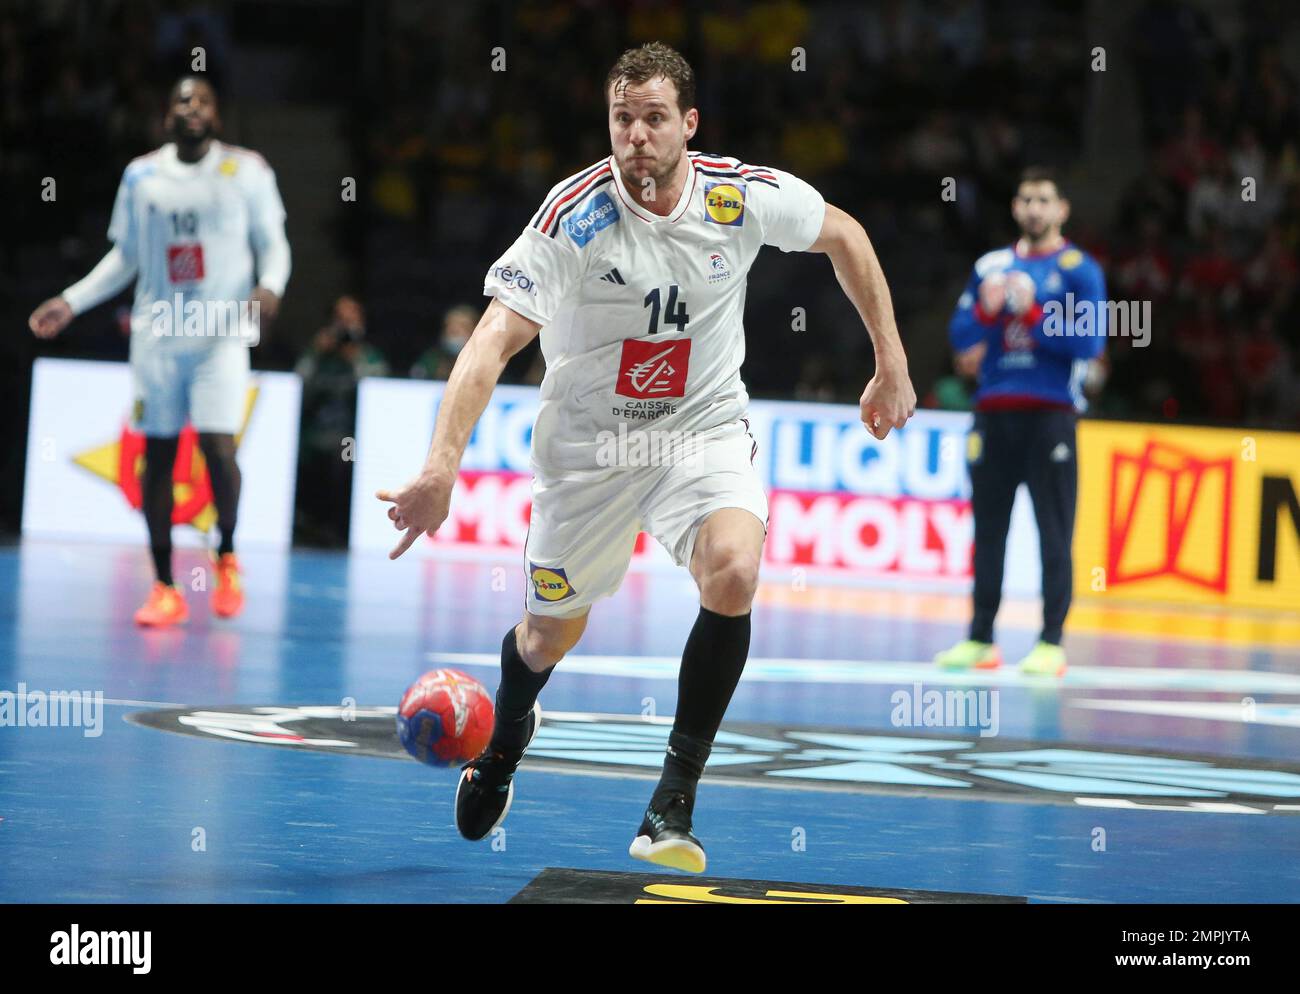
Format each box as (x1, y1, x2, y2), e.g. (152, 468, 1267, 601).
(643, 285, 690, 335)
(169, 210, 199, 237)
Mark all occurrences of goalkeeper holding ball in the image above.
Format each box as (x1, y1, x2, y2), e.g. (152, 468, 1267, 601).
(937, 168, 1107, 677)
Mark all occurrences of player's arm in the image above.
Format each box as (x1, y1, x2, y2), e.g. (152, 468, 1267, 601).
(248, 162, 292, 324)
(377, 298, 541, 559)
(30, 164, 141, 339)
(948, 264, 1002, 376)
(1032, 259, 1108, 359)
(807, 203, 916, 438)
(29, 247, 139, 338)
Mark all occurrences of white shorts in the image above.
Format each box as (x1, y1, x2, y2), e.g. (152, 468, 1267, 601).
(523, 419, 768, 617)
(131, 344, 250, 436)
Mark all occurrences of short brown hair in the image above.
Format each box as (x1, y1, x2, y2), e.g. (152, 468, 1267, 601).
(1018, 166, 1064, 197)
(605, 42, 696, 114)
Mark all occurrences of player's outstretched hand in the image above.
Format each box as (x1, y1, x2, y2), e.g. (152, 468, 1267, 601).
(860, 357, 916, 440)
(29, 297, 73, 339)
(376, 472, 454, 560)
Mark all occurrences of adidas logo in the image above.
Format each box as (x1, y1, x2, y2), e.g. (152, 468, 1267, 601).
(1050, 442, 1071, 462)
(599, 268, 626, 285)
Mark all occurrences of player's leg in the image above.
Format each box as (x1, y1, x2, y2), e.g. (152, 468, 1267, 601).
(633, 423, 767, 872)
(455, 469, 640, 842)
(131, 351, 189, 627)
(1019, 410, 1077, 676)
(936, 412, 1021, 669)
(489, 608, 588, 754)
(191, 344, 249, 618)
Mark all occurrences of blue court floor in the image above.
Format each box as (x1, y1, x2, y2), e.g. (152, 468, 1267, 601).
(1, 540, 1298, 903)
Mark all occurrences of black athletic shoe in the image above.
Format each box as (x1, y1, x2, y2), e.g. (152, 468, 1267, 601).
(628, 793, 706, 873)
(454, 700, 542, 841)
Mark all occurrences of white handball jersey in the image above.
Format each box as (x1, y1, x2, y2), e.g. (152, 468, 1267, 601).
(105, 141, 289, 350)
(484, 152, 826, 474)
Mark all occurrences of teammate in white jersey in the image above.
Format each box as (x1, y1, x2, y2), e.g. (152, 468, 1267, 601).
(29, 77, 290, 627)
(379, 43, 914, 872)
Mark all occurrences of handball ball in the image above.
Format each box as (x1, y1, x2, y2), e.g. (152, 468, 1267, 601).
(396, 668, 495, 767)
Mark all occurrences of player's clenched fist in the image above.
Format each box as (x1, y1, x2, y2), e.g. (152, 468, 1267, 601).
(376, 472, 454, 560)
(859, 357, 916, 440)
(1003, 270, 1037, 314)
(977, 272, 1007, 316)
(29, 296, 73, 339)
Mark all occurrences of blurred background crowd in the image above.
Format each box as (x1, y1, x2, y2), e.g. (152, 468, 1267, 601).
(3, 0, 1299, 545)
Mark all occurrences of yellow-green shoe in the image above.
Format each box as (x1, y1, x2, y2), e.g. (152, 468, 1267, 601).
(933, 640, 1001, 670)
(1017, 641, 1067, 677)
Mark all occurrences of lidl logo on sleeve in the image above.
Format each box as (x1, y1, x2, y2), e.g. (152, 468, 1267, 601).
(565, 191, 619, 247)
(1059, 248, 1083, 270)
(704, 182, 745, 226)
(530, 564, 576, 601)
(219, 157, 239, 177)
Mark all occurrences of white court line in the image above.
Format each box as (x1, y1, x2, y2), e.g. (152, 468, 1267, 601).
(1073, 699, 1300, 727)
(430, 652, 1300, 694)
(102, 698, 186, 709)
(0, 693, 185, 709)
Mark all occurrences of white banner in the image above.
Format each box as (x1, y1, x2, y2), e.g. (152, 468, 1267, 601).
(22, 357, 301, 549)
(349, 378, 1042, 594)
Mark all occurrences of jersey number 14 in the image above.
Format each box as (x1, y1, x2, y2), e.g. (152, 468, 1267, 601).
(643, 285, 690, 335)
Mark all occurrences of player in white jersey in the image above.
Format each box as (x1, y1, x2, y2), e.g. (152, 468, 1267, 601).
(29, 77, 290, 627)
(379, 43, 914, 872)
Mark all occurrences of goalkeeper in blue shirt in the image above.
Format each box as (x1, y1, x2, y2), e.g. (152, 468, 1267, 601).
(937, 167, 1107, 677)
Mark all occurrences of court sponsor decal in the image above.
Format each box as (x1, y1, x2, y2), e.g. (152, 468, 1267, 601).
(126, 707, 1300, 813)
(508, 868, 1024, 904)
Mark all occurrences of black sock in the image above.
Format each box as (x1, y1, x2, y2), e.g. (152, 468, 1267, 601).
(199, 433, 240, 557)
(150, 544, 174, 587)
(142, 436, 179, 586)
(674, 607, 751, 739)
(651, 730, 712, 814)
(651, 607, 752, 808)
(488, 626, 555, 753)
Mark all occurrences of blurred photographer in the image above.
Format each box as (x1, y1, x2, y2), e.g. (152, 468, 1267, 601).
(295, 295, 389, 544)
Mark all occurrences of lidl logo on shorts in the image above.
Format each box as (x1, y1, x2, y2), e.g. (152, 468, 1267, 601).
(530, 564, 577, 602)
(704, 182, 745, 226)
(565, 191, 620, 247)
(967, 431, 983, 464)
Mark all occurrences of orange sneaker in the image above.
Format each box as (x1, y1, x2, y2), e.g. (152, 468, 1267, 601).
(134, 582, 189, 627)
(211, 553, 244, 618)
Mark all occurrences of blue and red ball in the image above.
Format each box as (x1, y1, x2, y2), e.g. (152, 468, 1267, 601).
(396, 668, 494, 767)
